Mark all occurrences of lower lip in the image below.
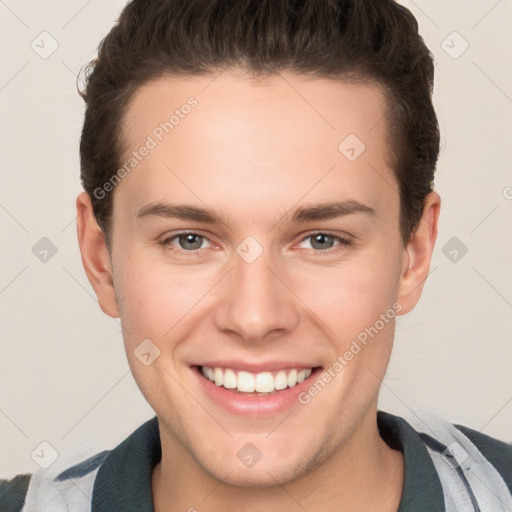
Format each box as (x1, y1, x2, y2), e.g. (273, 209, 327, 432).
(191, 366, 323, 417)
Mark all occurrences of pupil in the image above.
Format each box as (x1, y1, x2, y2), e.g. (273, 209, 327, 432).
(312, 234, 333, 250)
(181, 234, 202, 250)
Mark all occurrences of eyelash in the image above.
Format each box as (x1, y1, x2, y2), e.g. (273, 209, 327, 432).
(158, 231, 352, 256)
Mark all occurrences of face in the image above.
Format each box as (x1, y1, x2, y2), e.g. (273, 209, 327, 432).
(79, 70, 436, 486)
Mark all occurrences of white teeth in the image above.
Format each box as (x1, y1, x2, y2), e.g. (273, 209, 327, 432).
(214, 367, 223, 386)
(287, 369, 297, 387)
(200, 366, 315, 393)
(274, 370, 288, 390)
(255, 372, 274, 392)
(223, 368, 237, 389)
(237, 371, 255, 392)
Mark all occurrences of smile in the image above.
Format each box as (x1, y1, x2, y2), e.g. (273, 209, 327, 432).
(200, 365, 314, 395)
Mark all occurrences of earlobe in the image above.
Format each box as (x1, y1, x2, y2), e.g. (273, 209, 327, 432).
(76, 192, 120, 318)
(397, 191, 441, 315)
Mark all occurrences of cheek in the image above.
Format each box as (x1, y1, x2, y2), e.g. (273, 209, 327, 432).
(113, 254, 208, 404)
(113, 251, 212, 344)
(291, 255, 400, 339)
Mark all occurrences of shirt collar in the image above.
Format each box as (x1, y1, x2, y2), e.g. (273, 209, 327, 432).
(92, 411, 445, 511)
(92, 416, 161, 511)
(377, 410, 445, 511)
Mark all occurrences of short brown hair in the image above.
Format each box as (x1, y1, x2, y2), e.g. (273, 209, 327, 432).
(78, 0, 440, 247)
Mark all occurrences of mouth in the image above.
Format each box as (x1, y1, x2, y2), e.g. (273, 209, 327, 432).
(195, 365, 320, 396)
(189, 362, 325, 420)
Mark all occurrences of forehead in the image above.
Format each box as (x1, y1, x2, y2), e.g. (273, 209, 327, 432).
(122, 70, 391, 152)
(117, 70, 397, 222)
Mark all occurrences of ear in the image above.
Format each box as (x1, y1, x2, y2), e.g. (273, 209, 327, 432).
(397, 191, 441, 315)
(76, 192, 120, 318)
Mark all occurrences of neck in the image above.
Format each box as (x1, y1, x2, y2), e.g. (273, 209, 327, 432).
(152, 408, 404, 512)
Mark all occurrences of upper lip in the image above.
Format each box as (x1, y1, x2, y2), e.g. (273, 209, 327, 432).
(193, 360, 321, 373)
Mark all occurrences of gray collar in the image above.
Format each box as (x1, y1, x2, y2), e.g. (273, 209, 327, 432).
(90, 411, 446, 511)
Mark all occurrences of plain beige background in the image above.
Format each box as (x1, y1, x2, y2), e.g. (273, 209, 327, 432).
(1, 0, 511, 477)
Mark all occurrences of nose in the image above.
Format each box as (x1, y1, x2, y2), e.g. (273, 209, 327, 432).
(212, 248, 300, 343)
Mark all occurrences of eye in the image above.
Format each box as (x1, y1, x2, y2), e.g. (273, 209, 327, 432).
(159, 232, 213, 252)
(297, 232, 351, 252)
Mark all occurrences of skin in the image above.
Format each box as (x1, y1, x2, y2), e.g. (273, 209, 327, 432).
(77, 69, 440, 511)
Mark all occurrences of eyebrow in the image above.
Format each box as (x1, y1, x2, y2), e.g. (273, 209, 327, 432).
(136, 199, 376, 225)
(290, 200, 375, 222)
(137, 202, 224, 224)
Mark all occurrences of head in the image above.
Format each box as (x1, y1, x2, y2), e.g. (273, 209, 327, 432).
(77, 0, 440, 488)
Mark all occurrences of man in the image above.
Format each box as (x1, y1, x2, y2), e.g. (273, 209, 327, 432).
(1, 0, 511, 510)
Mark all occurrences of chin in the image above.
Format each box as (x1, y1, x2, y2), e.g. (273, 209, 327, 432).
(212, 464, 300, 489)
(198, 445, 317, 489)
